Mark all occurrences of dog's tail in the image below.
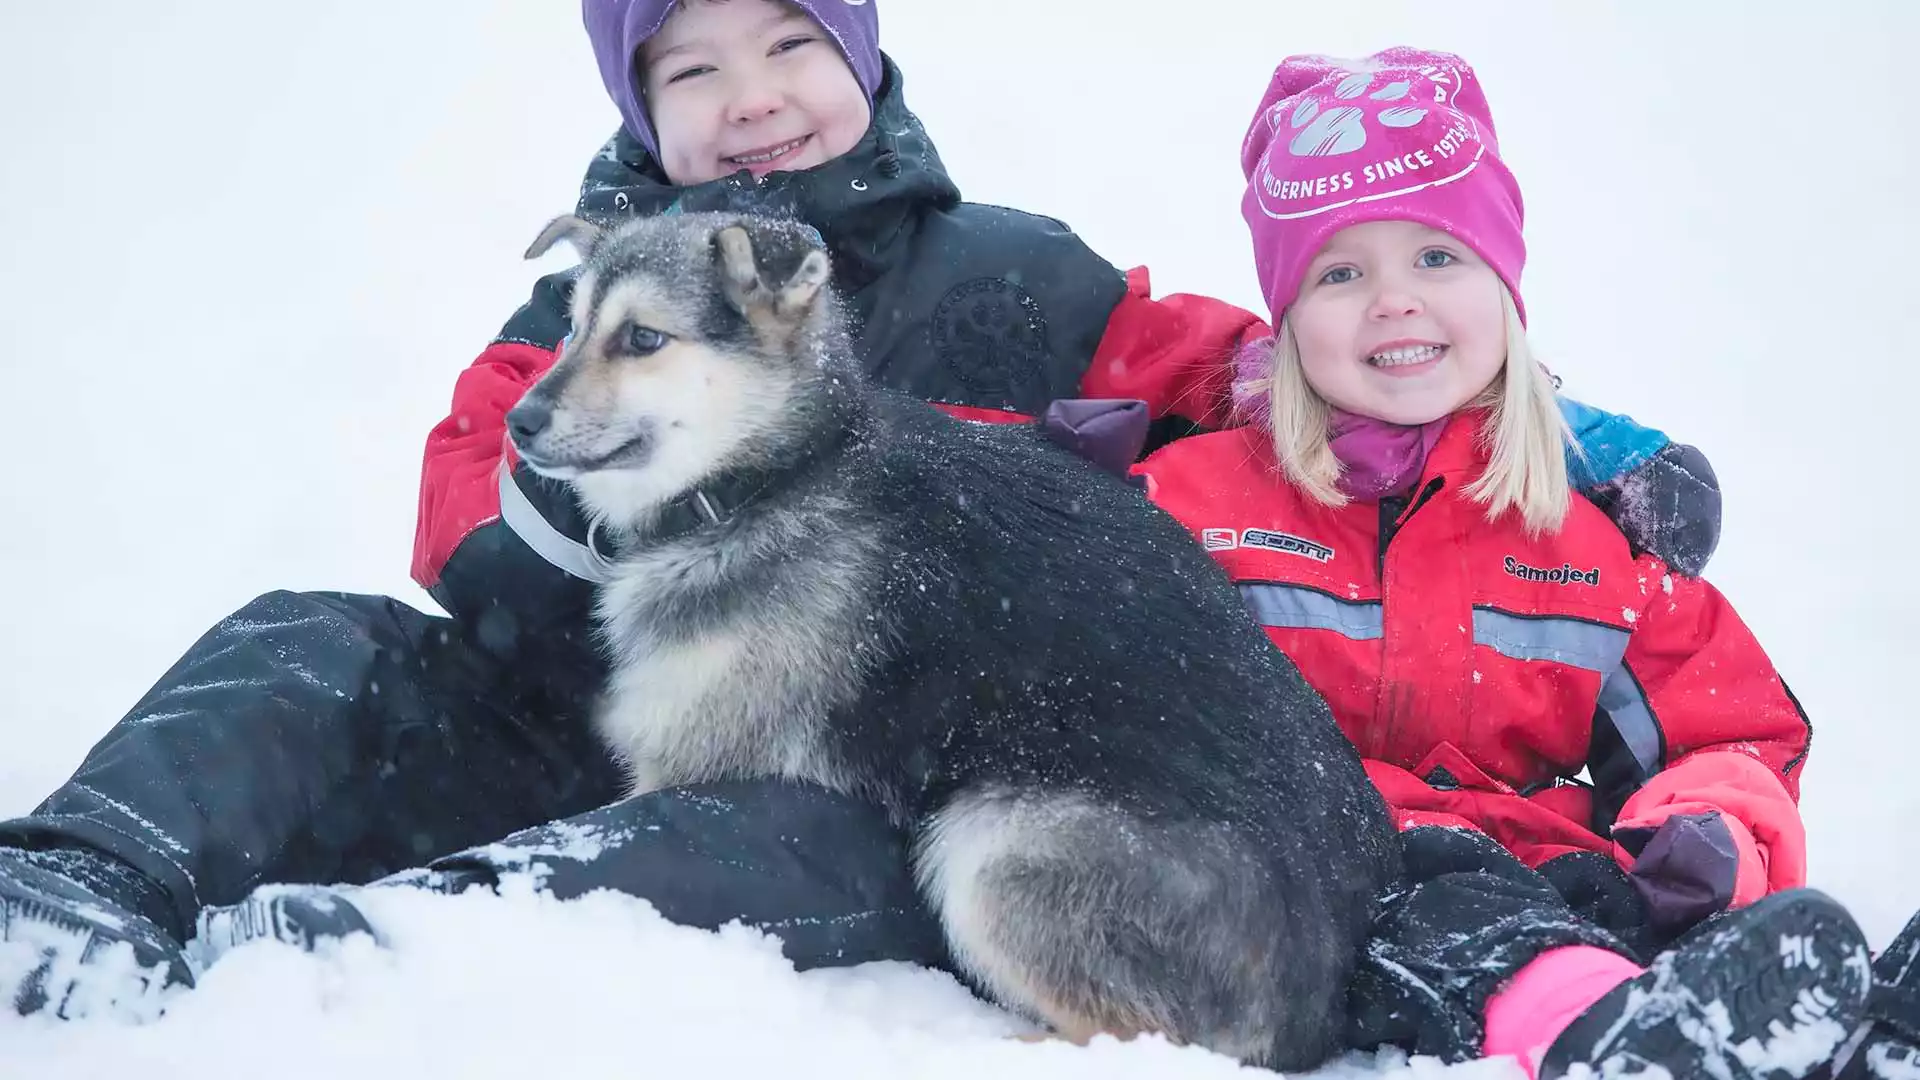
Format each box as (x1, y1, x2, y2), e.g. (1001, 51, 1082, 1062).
(913, 782, 1349, 1067)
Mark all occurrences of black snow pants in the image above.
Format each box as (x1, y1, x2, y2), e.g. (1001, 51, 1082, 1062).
(0, 589, 947, 972)
(3, 588, 1662, 1058)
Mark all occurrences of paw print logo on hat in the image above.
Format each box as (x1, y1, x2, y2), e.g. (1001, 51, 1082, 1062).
(1288, 72, 1431, 157)
(1248, 51, 1491, 222)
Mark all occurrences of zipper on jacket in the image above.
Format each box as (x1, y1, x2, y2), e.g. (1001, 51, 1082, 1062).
(1376, 477, 1444, 577)
(1372, 476, 1444, 756)
(1376, 497, 1405, 580)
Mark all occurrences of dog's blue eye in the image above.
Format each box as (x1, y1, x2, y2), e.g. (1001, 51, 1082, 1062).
(627, 326, 668, 355)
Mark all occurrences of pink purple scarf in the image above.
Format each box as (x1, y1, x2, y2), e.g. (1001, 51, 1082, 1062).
(1327, 409, 1448, 500)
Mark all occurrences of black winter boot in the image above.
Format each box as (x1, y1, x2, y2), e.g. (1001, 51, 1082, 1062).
(1828, 1027, 1920, 1080)
(189, 863, 495, 968)
(1, 847, 192, 1020)
(1819, 908, 1920, 1080)
(1540, 889, 1874, 1080)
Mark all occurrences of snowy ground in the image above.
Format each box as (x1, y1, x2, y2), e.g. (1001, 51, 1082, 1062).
(8, 877, 1511, 1080)
(2, 2, 1916, 1076)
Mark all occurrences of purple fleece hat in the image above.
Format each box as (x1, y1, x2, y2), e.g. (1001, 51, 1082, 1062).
(581, 0, 884, 159)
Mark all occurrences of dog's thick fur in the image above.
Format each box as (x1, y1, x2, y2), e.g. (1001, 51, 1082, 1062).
(507, 211, 1399, 1068)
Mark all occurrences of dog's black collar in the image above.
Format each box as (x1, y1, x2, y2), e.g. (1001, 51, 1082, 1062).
(583, 421, 856, 566)
(584, 467, 782, 565)
(650, 470, 777, 542)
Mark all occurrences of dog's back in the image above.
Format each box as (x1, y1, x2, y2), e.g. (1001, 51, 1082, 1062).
(841, 391, 1397, 1065)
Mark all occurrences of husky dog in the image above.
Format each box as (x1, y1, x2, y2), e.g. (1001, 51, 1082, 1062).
(505, 210, 1398, 1068)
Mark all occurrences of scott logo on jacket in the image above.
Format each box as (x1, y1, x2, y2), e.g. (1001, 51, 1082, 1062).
(1503, 556, 1600, 586)
(1202, 528, 1335, 562)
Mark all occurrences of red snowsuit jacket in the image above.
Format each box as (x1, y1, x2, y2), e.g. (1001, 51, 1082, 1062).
(1135, 415, 1810, 906)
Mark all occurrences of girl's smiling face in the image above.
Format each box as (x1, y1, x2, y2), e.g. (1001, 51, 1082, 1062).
(1287, 219, 1509, 425)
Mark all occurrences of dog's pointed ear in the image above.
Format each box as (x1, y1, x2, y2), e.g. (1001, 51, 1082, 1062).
(713, 221, 832, 328)
(713, 224, 762, 297)
(524, 214, 605, 261)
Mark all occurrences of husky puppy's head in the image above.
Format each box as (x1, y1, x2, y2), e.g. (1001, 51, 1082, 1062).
(506, 211, 849, 525)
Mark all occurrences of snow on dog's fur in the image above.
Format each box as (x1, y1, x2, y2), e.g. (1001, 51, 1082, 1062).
(507, 210, 1400, 1069)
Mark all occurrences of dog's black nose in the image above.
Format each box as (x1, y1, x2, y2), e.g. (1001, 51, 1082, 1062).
(506, 398, 552, 445)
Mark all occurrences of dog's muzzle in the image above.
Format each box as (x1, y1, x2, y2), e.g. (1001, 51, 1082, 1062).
(506, 394, 554, 451)
(504, 395, 574, 475)
(507, 395, 654, 476)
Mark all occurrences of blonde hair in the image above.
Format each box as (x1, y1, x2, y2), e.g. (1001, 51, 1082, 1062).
(1236, 287, 1577, 535)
